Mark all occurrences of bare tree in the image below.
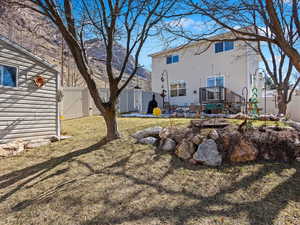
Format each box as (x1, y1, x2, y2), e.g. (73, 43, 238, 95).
(179, 0, 300, 71)
(16, 0, 176, 141)
(161, 0, 300, 115)
(249, 40, 299, 114)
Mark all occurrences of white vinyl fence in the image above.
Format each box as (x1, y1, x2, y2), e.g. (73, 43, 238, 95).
(62, 88, 163, 119)
(258, 95, 300, 122)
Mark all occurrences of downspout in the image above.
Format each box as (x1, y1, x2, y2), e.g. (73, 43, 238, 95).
(56, 71, 61, 138)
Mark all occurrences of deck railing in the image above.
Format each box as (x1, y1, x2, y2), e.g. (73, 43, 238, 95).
(199, 86, 244, 105)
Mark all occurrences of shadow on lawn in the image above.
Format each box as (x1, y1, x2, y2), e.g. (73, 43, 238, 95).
(0, 138, 109, 204)
(77, 152, 300, 225)
(1, 138, 299, 225)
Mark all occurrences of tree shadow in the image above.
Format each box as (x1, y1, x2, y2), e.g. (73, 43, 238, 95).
(2, 138, 299, 225)
(0, 138, 108, 203)
(77, 157, 299, 225)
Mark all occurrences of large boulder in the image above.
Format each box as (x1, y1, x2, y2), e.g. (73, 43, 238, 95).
(191, 134, 205, 145)
(229, 138, 258, 163)
(159, 127, 193, 143)
(193, 139, 222, 166)
(158, 138, 176, 151)
(132, 126, 162, 140)
(175, 139, 196, 160)
(247, 127, 300, 162)
(208, 129, 219, 141)
(137, 137, 158, 145)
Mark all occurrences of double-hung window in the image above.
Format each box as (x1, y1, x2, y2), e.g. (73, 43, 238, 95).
(170, 81, 186, 97)
(215, 41, 234, 53)
(0, 64, 17, 87)
(166, 55, 179, 64)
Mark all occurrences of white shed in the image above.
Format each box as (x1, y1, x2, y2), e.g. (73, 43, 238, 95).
(0, 35, 60, 143)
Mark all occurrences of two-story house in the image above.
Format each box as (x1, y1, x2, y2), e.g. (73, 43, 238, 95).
(150, 31, 261, 109)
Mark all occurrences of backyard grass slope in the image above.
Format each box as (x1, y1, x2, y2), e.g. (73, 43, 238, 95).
(0, 116, 299, 225)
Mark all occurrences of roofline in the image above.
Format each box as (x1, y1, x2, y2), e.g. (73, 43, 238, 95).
(0, 35, 59, 73)
(148, 26, 253, 57)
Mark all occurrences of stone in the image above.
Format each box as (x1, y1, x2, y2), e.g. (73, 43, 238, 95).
(159, 127, 193, 143)
(0, 140, 25, 156)
(191, 134, 204, 145)
(0, 147, 10, 157)
(159, 127, 175, 140)
(229, 138, 258, 163)
(175, 139, 196, 160)
(189, 158, 198, 165)
(259, 114, 279, 121)
(132, 126, 162, 140)
(50, 135, 72, 142)
(137, 137, 158, 145)
(159, 138, 176, 151)
(199, 128, 212, 138)
(193, 139, 222, 166)
(286, 120, 300, 132)
(25, 139, 51, 149)
(209, 129, 219, 140)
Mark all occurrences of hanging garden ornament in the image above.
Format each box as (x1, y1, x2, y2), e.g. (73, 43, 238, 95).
(160, 89, 166, 98)
(33, 75, 46, 88)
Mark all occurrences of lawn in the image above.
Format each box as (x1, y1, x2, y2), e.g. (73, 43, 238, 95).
(0, 116, 299, 225)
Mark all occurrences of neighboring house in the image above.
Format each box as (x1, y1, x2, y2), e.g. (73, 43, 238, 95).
(150, 31, 261, 108)
(0, 35, 60, 143)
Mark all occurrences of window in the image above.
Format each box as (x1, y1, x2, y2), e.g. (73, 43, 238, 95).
(0, 64, 17, 87)
(214, 42, 223, 53)
(166, 55, 179, 64)
(225, 41, 234, 51)
(215, 41, 234, 53)
(170, 81, 186, 97)
(166, 56, 173, 64)
(216, 77, 224, 87)
(207, 76, 224, 87)
(207, 78, 216, 88)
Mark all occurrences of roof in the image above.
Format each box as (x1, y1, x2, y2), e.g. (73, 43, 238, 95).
(0, 35, 58, 73)
(148, 26, 253, 57)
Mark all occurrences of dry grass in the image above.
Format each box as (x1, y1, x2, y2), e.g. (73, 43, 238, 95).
(0, 116, 299, 225)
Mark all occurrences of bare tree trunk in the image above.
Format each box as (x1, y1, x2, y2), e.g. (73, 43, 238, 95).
(103, 105, 120, 141)
(277, 90, 287, 115)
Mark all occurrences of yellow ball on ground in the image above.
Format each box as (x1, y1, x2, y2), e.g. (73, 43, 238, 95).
(153, 107, 161, 117)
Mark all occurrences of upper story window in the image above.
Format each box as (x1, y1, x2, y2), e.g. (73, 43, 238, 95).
(166, 55, 179, 64)
(170, 81, 186, 97)
(0, 64, 17, 87)
(207, 76, 224, 87)
(214, 41, 234, 53)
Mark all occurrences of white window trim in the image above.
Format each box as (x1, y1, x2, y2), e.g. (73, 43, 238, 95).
(0, 62, 19, 88)
(170, 81, 187, 97)
(206, 75, 225, 87)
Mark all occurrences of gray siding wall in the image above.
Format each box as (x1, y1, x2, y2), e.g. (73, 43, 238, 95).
(0, 40, 59, 143)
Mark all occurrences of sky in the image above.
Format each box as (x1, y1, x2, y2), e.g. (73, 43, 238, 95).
(138, 16, 212, 71)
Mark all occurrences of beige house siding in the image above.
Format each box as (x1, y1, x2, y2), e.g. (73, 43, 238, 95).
(151, 39, 260, 106)
(0, 38, 59, 143)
